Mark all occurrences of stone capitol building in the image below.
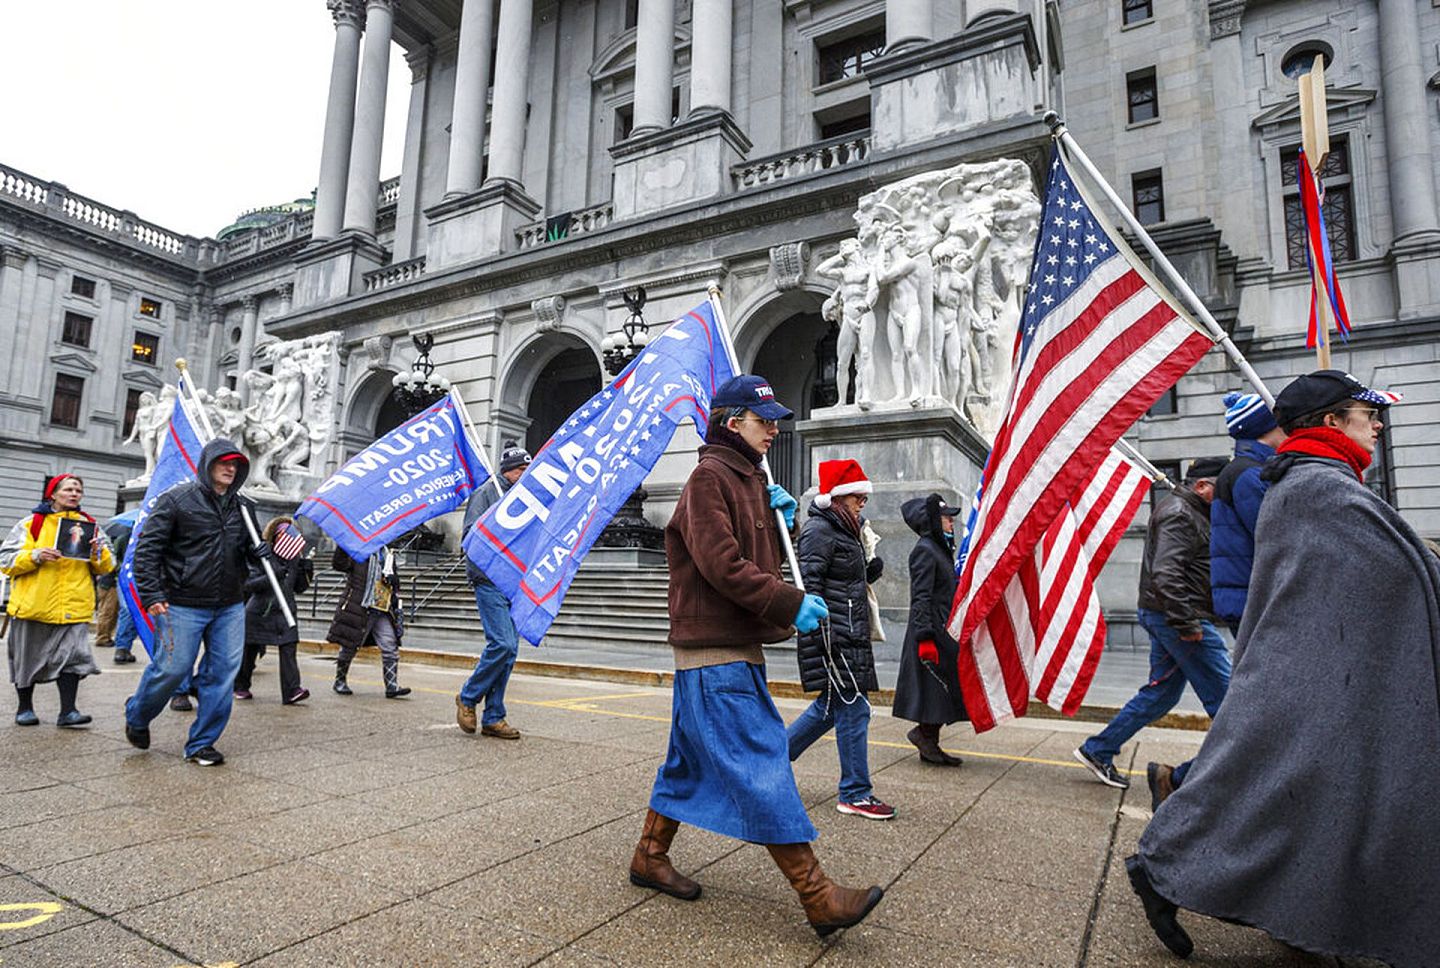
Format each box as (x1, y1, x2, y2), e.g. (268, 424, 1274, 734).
(2, 0, 1438, 647)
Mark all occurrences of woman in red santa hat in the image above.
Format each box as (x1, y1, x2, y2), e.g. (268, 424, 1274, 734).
(786, 459, 894, 820)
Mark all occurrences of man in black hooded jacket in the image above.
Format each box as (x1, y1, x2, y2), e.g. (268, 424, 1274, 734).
(123, 439, 270, 766)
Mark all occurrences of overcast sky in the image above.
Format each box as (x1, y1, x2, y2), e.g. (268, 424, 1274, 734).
(0, 1, 410, 239)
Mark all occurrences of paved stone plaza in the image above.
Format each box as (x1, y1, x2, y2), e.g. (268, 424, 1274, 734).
(1, 654, 1361, 967)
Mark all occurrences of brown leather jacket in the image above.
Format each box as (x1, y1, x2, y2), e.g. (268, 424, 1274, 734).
(666, 443, 805, 659)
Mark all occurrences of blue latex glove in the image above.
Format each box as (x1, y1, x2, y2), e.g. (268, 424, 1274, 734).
(794, 593, 829, 634)
(767, 483, 798, 529)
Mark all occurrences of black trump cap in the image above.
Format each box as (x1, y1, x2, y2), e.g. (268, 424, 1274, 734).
(1272, 370, 1399, 429)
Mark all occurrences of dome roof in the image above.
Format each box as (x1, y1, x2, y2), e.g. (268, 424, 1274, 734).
(216, 198, 315, 240)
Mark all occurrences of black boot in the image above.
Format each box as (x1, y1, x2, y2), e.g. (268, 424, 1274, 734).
(1125, 855, 1193, 958)
(15, 685, 38, 726)
(333, 653, 354, 695)
(382, 653, 410, 698)
(907, 724, 960, 767)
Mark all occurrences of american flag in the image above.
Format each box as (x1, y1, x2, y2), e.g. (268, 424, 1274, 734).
(272, 523, 307, 561)
(1297, 147, 1352, 349)
(948, 148, 1214, 732)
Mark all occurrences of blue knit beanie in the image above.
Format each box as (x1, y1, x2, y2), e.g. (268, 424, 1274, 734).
(1223, 391, 1278, 439)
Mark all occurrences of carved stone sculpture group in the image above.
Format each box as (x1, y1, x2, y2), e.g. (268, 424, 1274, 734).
(816, 159, 1041, 436)
(124, 332, 342, 493)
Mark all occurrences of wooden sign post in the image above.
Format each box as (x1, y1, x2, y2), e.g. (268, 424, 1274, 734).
(1298, 59, 1334, 369)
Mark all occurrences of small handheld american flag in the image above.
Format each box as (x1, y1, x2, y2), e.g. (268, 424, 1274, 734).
(271, 523, 307, 561)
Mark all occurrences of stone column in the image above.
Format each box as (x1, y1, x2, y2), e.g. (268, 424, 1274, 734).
(446, 0, 497, 195)
(887, 0, 933, 52)
(1377, 0, 1440, 240)
(236, 295, 260, 405)
(0, 247, 27, 390)
(689, 0, 731, 115)
(485, 0, 534, 184)
(341, 0, 397, 236)
(632, 0, 675, 133)
(277, 283, 294, 316)
(313, 0, 365, 240)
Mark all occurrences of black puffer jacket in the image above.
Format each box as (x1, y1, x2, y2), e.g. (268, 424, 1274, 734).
(132, 438, 261, 610)
(794, 502, 882, 694)
(326, 547, 403, 652)
(245, 527, 312, 647)
(891, 494, 967, 724)
(1136, 485, 1213, 636)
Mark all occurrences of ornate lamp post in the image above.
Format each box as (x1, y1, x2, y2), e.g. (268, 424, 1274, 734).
(595, 287, 664, 557)
(601, 287, 652, 377)
(391, 333, 451, 417)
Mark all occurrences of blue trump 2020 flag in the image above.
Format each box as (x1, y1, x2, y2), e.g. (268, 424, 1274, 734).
(299, 393, 488, 561)
(120, 386, 207, 657)
(465, 300, 736, 645)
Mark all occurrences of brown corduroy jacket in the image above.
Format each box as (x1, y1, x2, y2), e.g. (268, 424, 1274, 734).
(666, 443, 805, 667)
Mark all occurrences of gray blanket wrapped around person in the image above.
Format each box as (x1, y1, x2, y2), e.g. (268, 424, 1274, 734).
(1136, 456, 1440, 967)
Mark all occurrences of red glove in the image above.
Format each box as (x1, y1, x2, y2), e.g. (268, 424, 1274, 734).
(918, 639, 939, 665)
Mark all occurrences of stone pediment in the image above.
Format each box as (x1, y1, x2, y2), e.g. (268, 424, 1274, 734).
(122, 368, 165, 390)
(49, 351, 97, 372)
(590, 25, 691, 84)
(1251, 87, 1376, 131)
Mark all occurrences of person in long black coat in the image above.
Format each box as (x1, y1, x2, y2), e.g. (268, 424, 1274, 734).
(327, 544, 408, 698)
(234, 516, 313, 704)
(891, 493, 967, 766)
(786, 459, 893, 820)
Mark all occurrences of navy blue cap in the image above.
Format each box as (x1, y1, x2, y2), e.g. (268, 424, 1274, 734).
(1272, 370, 1401, 429)
(712, 375, 795, 421)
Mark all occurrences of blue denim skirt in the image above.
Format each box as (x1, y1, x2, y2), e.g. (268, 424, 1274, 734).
(649, 661, 818, 845)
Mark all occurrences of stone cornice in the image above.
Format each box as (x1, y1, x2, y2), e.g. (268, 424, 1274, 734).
(609, 109, 752, 162)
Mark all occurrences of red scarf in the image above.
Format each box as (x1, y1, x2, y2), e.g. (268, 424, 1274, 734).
(1276, 426, 1372, 481)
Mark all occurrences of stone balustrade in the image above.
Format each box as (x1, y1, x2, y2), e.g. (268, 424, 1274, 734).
(1, 161, 197, 259)
(362, 255, 426, 292)
(379, 175, 401, 206)
(516, 201, 616, 250)
(731, 133, 871, 190)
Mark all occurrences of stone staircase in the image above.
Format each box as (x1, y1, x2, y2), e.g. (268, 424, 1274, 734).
(295, 552, 673, 652)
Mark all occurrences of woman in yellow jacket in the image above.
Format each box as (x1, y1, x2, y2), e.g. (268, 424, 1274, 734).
(1, 474, 114, 726)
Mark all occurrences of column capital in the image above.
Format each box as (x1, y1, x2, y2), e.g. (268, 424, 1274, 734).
(276, 282, 294, 301)
(240, 293, 259, 312)
(405, 43, 432, 80)
(0, 246, 29, 270)
(1208, 0, 1245, 40)
(364, 0, 398, 13)
(327, 0, 365, 30)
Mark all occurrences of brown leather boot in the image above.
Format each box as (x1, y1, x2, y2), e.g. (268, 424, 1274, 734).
(767, 842, 883, 937)
(907, 724, 960, 767)
(629, 809, 701, 901)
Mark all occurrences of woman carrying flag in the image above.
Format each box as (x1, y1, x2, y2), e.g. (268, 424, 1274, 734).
(1, 474, 114, 727)
(233, 516, 313, 704)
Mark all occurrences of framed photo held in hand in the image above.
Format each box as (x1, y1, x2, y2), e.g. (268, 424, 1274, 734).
(54, 519, 97, 559)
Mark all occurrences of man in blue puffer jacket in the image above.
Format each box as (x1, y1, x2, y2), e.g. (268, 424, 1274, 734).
(1209, 392, 1286, 631)
(1146, 391, 1284, 811)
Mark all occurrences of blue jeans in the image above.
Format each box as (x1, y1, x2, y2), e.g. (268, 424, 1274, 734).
(786, 685, 873, 803)
(459, 583, 520, 726)
(1082, 608, 1230, 767)
(125, 603, 245, 757)
(115, 600, 137, 652)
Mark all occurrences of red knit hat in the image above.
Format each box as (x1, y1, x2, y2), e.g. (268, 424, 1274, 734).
(814, 459, 872, 509)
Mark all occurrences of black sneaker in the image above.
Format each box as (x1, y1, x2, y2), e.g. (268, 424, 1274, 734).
(169, 694, 193, 713)
(1073, 747, 1129, 789)
(125, 723, 150, 750)
(114, 648, 136, 664)
(186, 746, 224, 767)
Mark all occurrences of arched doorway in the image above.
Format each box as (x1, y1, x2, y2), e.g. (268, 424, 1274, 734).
(498, 334, 604, 455)
(374, 388, 411, 437)
(525, 346, 602, 454)
(750, 309, 835, 495)
(341, 368, 407, 459)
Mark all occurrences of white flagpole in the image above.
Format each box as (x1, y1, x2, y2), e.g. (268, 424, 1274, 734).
(1113, 438, 1176, 491)
(706, 286, 806, 593)
(1044, 112, 1276, 409)
(448, 386, 506, 500)
(173, 358, 296, 629)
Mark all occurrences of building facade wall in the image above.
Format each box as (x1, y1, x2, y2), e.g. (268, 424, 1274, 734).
(3, 0, 1438, 641)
